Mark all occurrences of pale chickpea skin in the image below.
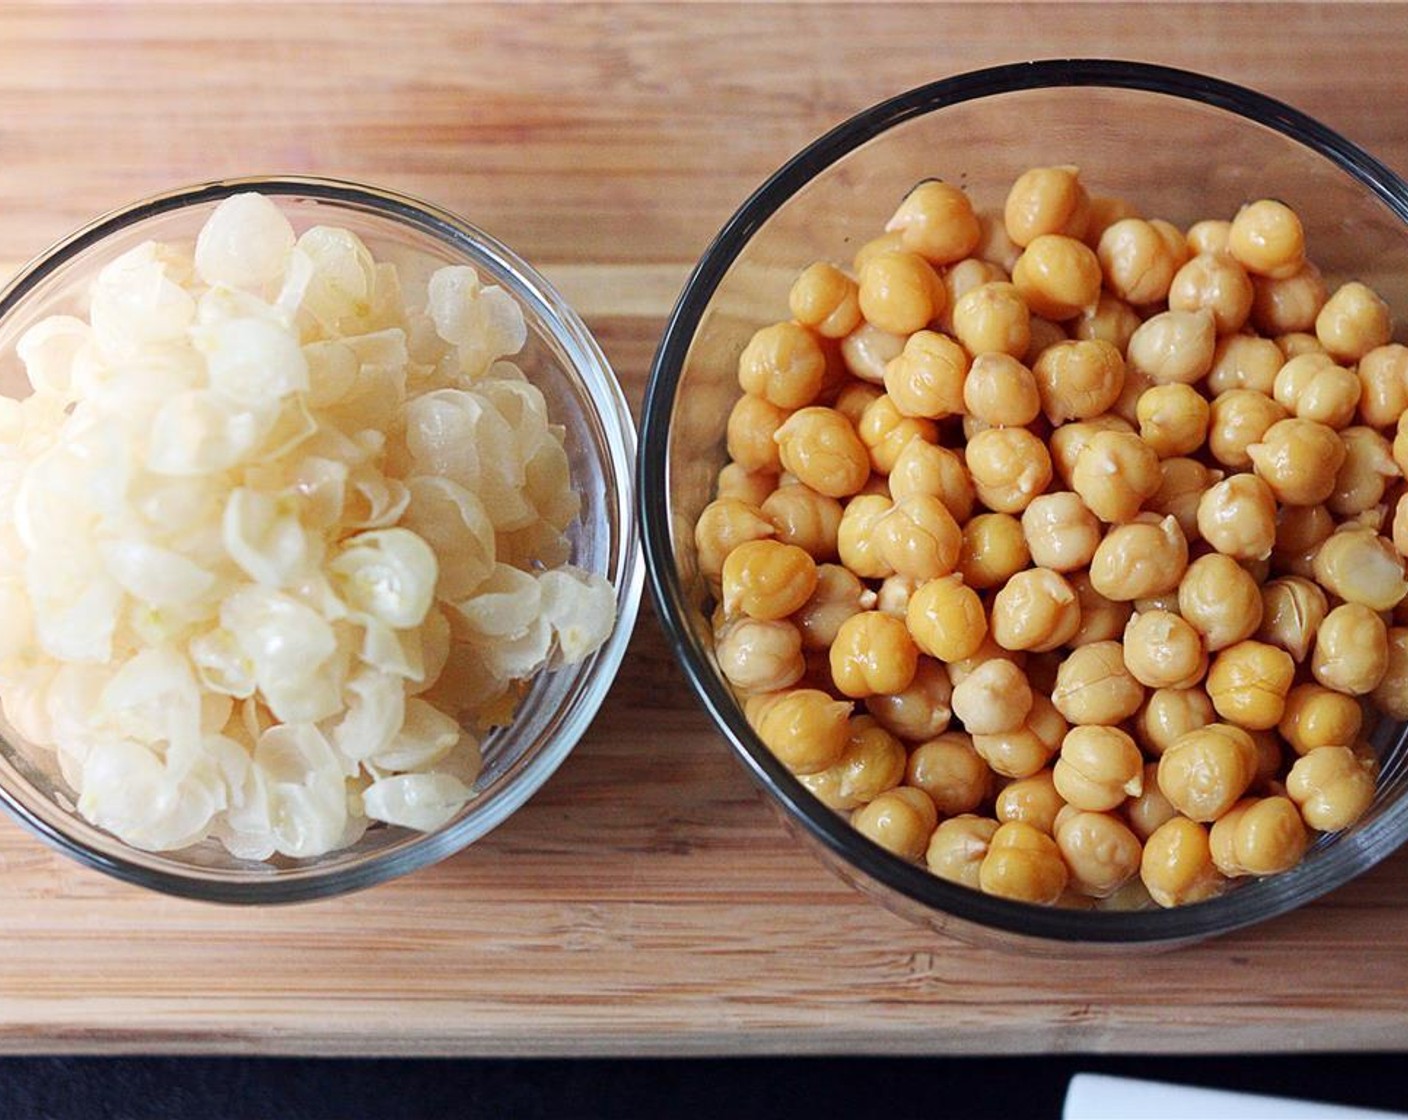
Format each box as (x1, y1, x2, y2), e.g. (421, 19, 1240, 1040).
(792, 563, 871, 651)
(840, 321, 907, 385)
(1251, 261, 1329, 336)
(1071, 430, 1161, 523)
(1147, 457, 1222, 544)
(774, 406, 871, 498)
(1330, 427, 1400, 518)
(1278, 682, 1363, 755)
(1372, 627, 1408, 720)
(715, 616, 805, 694)
(926, 815, 1001, 888)
(837, 495, 896, 579)
(1209, 796, 1310, 877)
(1051, 641, 1146, 725)
(1140, 816, 1227, 908)
(1246, 417, 1346, 507)
(737, 321, 828, 410)
(1097, 217, 1180, 305)
(857, 249, 946, 336)
(965, 426, 1053, 514)
(1257, 575, 1328, 663)
(885, 180, 982, 265)
(1125, 762, 1178, 841)
(754, 688, 854, 775)
(906, 731, 992, 815)
(888, 439, 974, 522)
(716, 462, 779, 507)
(788, 262, 863, 340)
(1186, 218, 1231, 257)
(1032, 338, 1126, 423)
(1127, 309, 1218, 386)
(1168, 251, 1255, 335)
(906, 574, 988, 663)
(874, 493, 962, 581)
(1272, 353, 1362, 429)
(1286, 745, 1376, 831)
(761, 484, 843, 561)
(1157, 723, 1257, 821)
(1072, 293, 1142, 354)
(865, 657, 953, 741)
(958, 512, 1031, 590)
(798, 716, 907, 811)
(963, 351, 1041, 425)
(1004, 165, 1091, 246)
(1313, 525, 1408, 611)
(1206, 334, 1285, 396)
(695, 497, 775, 583)
(1316, 280, 1394, 363)
(995, 769, 1065, 834)
(1228, 199, 1305, 279)
(1196, 473, 1277, 560)
(1088, 515, 1189, 601)
(991, 567, 1081, 653)
(1313, 602, 1390, 695)
(978, 821, 1069, 904)
(1123, 610, 1207, 690)
(1053, 725, 1144, 812)
(973, 694, 1068, 779)
(829, 610, 919, 699)
(951, 281, 1032, 358)
(1068, 570, 1134, 646)
(1048, 414, 1134, 486)
(1207, 390, 1289, 470)
(951, 657, 1033, 735)
(882, 330, 969, 419)
(1205, 639, 1296, 730)
(722, 539, 819, 621)
(1357, 344, 1408, 428)
(1178, 552, 1264, 652)
(1056, 810, 1143, 898)
(855, 394, 938, 474)
(1021, 492, 1101, 572)
(852, 786, 939, 862)
(1137, 383, 1210, 459)
(726, 393, 789, 473)
(1013, 234, 1103, 320)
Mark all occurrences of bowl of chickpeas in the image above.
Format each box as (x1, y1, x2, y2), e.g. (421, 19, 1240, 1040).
(639, 59, 1408, 948)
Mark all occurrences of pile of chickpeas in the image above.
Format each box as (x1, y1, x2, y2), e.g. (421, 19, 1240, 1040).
(695, 164, 1408, 910)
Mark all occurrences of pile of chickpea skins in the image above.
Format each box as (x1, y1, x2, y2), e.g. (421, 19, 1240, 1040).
(694, 164, 1408, 910)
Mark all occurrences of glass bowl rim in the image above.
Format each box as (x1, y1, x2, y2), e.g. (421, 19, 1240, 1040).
(639, 59, 1408, 945)
(0, 174, 643, 903)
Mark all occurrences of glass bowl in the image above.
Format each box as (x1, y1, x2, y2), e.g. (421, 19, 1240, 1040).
(640, 60, 1408, 949)
(0, 176, 642, 902)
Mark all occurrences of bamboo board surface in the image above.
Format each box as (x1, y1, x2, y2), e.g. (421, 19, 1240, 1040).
(2, 2, 1408, 1056)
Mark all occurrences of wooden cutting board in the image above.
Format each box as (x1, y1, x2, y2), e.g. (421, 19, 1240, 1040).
(2, 2, 1408, 1056)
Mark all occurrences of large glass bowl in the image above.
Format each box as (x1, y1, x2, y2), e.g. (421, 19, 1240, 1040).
(640, 60, 1408, 949)
(0, 176, 642, 902)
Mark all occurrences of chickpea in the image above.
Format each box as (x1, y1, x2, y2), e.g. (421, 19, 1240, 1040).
(973, 207, 1022, 270)
(965, 426, 1053, 513)
(1313, 602, 1390, 695)
(1097, 218, 1180, 305)
(1330, 427, 1400, 517)
(882, 330, 969, 420)
(1053, 725, 1143, 812)
(736, 321, 827, 411)
(726, 393, 788, 473)
(1178, 553, 1264, 652)
(926, 814, 1001, 888)
(799, 715, 907, 811)
(1206, 334, 1284, 396)
(1272, 353, 1362, 429)
(1004, 165, 1090, 246)
(722, 539, 819, 621)
(1032, 338, 1126, 424)
(906, 731, 992, 815)
(870, 493, 961, 582)
(1168, 251, 1254, 335)
(858, 249, 946, 336)
(792, 563, 871, 651)
(1209, 796, 1310, 878)
(787, 262, 863, 340)
(1141, 816, 1227, 908)
(995, 768, 1065, 833)
(962, 352, 1040, 427)
(1207, 389, 1289, 470)
(1371, 627, 1408, 720)
(774, 406, 871, 498)
(951, 657, 1033, 735)
(1071, 430, 1160, 524)
(1272, 503, 1333, 576)
(893, 572, 983, 663)
(852, 786, 939, 862)
(939, 258, 1009, 332)
(1357, 344, 1408, 428)
(1082, 194, 1141, 247)
(1313, 525, 1408, 611)
(1071, 293, 1142, 355)
(1286, 745, 1376, 831)
(828, 609, 920, 699)
(1205, 639, 1295, 730)
(840, 321, 907, 385)
(1056, 810, 1143, 898)
(1228, 199, 1305, 278)
(1068, 570, 1134, 647)
(761, 483, 843, 561)
(1137, 383, 1210, 459)
(973, 694, 1068, 780)
(1196, 473, 1277, 560)
(695, 497, 776, 583)
(1157, 723, 1257, 821)
(1251, 261, 1329, 336)
(1122, 610, 1207, 690)
(1126, 762, 1178, 840)
(991, 567, 1081, 653)
(1089, 514, 1189, 601)
(754, 687, 854, 774)
(716, 462, 778, 507)
(1316, 281, 1394, 363)
(1020, 492, 1100, 573)
(979, 820, 1069, 903)
(865, 657, 953, 741)
(1049, 414, 1134, 486)
(716, 616, 805, 694)
(855, 394, 938, 475)
(1012, 234, 1102, 321)
(1278, 331, 1330, 360)
(1245, 417, 1345, 508)
(951, 281, 1032, 359)
(887, 440, 973, 522)
(958, 512, 1031, 590)
(852, 230, 906, 274)
(886, 180, 982, 265)
(1051, 641, 1146, 725)
(1146, 457, 1221, 544)
(1279, 682, 1363, 757)
(830, 382, 882, 431)
(947, 633, 1026, 686)
(1186, 219, 1231, 257)
(1257, 575, 1328, 663)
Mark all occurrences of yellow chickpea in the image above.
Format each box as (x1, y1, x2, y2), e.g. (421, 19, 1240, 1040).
(754, 687, 854, 774)
(1032, 338, 1126, 423)
(840, 321, 907, 385)
(716, 462, 779, 507)
(979, 820, 1070, 903)
(926, 814, 1001, 888)
(965, 426, 1053, 514)
(1205, 639, 1295, 730)
(1228, 199, 1305, 279)
(1071, 430, 1161, 523)
(761, 483, 843, 562)
(1357, 344, 1408, 428)
(1196, 473, 1277, 560)
(939, 258, 1009, 333)
(865, 657, 954, 741)
(798, 715, 907, 811)
(1256, 575, 1328, 664)
(1278, 682, 1364, 756)
(887, 438, 974, 521)
(905, 730, 992, 815)
(792, 563, 871, 651)
(736, 321, 828, 410)
(1122, 610, 1207, 690)
(962, 352, 1040, 427)
(852, 786, 939, 862)
(1125, 762, 1178, 841)
(886, 180, 983, 265)
(950, 281, 1031, 358)
(858, 249, 946, 336)
(1177, 552, 1264, 652)
(1146, 457, 1221, 545)
(1056, 810, 1143, 898)
(788, 262, 863, 339)
(1071, 292, 1142, 354)
(1186, 218, 1231, 257)
(951, 657, 1033, 735)
(1168, 251, 1254, 335)
(1048, 414, 1134, 486)
(1157, 723, 1258, 821)
(1082, 194, 1141, 247)
(1004, 165, 1091, 246)
(1272, 353, 1362, 429)
(695, 497, 776, 583)
(715, 616, 805, 694)
(1316, 280, 1394, 363)
(1051, 640, 1146, 725)
(1286, 745, 1376, 831)
(774, 406, 871, 498)
(1088, 514, 1189, 601)
(722, 539, 819, 621)
(882, 330, 969, 420)
(972, 694, 1068, 780)
(1278, 331, 1330, 360)
(1209, 795, 1310, 877)
(1330, 427, 1400, 517)
(1053, 725, 1144, 812)
(828, 610, 920, 699)
(1371, 626, 1408, 720)
(1012, 234, 1103, 321)
(1067, 571, 1134, 647)
(1020, 492, 1101, 573)
(1313, 602, 1390, 695)
(725, 393, 789, 473)
(905, 573, 988, 663)
(995, 768, 1065, 834)
(855, 394, 938, 475)
(1097, 217, 1181, 305)
(1251, 261, 1329, 336)
(991, 567, 1081, 653)
(1207, 389, 1289, 470)
(852, 230, 905, 274)
(958, 512, 1031, 590)
(1206, 333, 1285, 396)
(1313, 525, 1408, 611)
(1137, 383, 1210, 459)
(1245, 417, 1346, 508)
(872, 493, 962, 582)
(1140, 816, 1228, 908)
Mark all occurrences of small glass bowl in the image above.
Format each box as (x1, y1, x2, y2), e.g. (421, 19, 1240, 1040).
(640, 60, 1408, 949)
(0, 176, 642, 902)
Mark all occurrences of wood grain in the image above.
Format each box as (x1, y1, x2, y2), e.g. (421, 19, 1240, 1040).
(3, 1, 1408, 1056)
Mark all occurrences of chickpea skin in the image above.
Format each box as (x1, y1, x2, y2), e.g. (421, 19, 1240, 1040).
(1141, 816, 1228, 907)
(1071, 430, 1161, 523)
(882, 330, 969, 419)
(1137, 383, 1210, 459)
(858, 249, 946, 336)
(1004, 165, 1091, 246)
(1278, 682, 1364, 755)
(774, 406, 871, 498)
(886, 180, 983, 265)
(840, 321, 907, 385)
(965, 426, 1053, 513)
(1168, 251, 1255, 335)
(1228, 199, 1305, 279)
(754, 688, 854, 774)
(829, 610, 920, 699)
(1205, 640, 1296, 730)
(963, 351, 1041, 425)
(1196, 473, 1277, 560)
(1123, 610, 1207, 690)
(887, 438, 974, 521)
(1056, 810, 1144, 898)
(1021, 492, 1101, 573)
(1088, 515, 1189, 601)
(979, 821, 1070, 904)
(865, 658, 953, 741)
(972, 694, 1068, 780)
(1257, 576, 1328, 663)
(991, 567, 1081, 652)
(958, 512, 1031, 590)
(789, 261, 863, 339)
(737, 321, 828, 410)
(995, 769, 1066, 834)
(1127, 309, 1217, 386)
(1013, 234, 1103, 320)
(1135, 687, 1216, 758)
(1357, 344, 1408, 428)
(721, 539, 819, 621)
(1245, 417, 1346, 507)
(951, 657, 1033, 735)
(1207, 334, 1285, 396)
(715, 616, 805, 694)
(1209, 796, 1310, 877)
(792, 563, 871, 651)
(1178, 552, 1264, 652)
(873, 493, 962, 581)
(1316, 281, 1394, 363)
(1313, 526, 1408, 612)
(902, 573, 987, 663)
(1287, 745, 1376, 831)
(1097, 217, 1180, 305)
(1313, 602, 1390, 696)
(926, 815, 1001, 888)
(1053, 725, 1144, 812)
(852, 786, 939, 862)
(1157, 723, 1258, 821)
(726, 393, 789, 473)
(952, 281, 1032, 359)
(906, 731, 992, 815)
(1032, 338, 1126, 423)
(1331, 427, 1400, 518)
(1051, 641, 1146, 726)
(761, 484, 843, 561)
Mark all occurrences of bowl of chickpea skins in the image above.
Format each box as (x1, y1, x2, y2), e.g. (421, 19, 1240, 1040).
(639, 60, 1408, 948)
